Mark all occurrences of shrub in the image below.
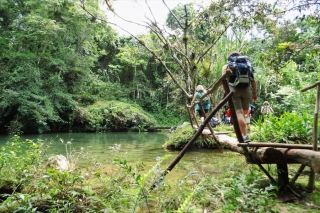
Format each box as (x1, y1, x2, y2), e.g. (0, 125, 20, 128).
(72, 100, 156, 132)
(163, 123, 218, 150)
(251, 112, 315, 143)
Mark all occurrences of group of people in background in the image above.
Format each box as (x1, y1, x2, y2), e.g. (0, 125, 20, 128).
(224, 101, 274, 131)
(224, 103, 254, 133)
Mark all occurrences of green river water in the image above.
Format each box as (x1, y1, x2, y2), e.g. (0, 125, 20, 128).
(0, 132, 240, 177)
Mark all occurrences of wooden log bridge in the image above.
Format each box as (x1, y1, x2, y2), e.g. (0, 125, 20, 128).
(217, 134, 320, 173)
(152, 78, 320, 195)
(215, 134, 320, 194)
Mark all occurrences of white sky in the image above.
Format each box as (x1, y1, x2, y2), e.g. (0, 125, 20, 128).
(105, 0, 305, 35)
(106, 0, 206, 35)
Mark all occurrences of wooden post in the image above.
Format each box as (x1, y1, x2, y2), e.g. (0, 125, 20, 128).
(222, 80, 243, 143)
(313, 84, 320, 151)
(186, 106, 199, 127)
(301, 81, 320, 191)
(277, 163, 289, 193)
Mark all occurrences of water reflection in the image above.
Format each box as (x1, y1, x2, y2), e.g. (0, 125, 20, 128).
(0, 132, 169, 162)
(0, 132, 238, 174)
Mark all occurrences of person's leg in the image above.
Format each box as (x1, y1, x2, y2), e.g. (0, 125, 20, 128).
(231, 88, 248, 138)
(236, 109, 247, 136)
(245, 116, 251, 133)
(240, 87, 252, 141)
(202, 109, 209, 122)
(230, 87, 253, 142)
(197, 110, 204, 122)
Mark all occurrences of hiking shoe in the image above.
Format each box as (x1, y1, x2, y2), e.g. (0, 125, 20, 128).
(242, 135, 251, 143)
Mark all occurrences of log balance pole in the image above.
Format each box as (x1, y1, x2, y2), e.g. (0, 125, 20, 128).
(221, 80, 243, 143)
(301, 81, 320, 191)
(150, 91, 234, 190)
(238, 142, 320, 150)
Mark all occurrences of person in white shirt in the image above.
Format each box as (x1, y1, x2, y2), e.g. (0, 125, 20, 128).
(260, 101, 274, 115)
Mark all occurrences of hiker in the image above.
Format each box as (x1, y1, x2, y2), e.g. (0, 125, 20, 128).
(225, 108, 232, 125)
(261, 101, 274, 115)
(222, 51, 257, 142)
(249, 104, 256, 120)
(191, 85, 211, 123)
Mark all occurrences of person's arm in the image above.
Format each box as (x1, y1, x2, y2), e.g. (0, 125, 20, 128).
(270, 106, 274, 114)
(251, 79, 257, 101)
(245, 112, 248, 117)
(222, 64, 228, 75)
(219, 65, 228, 87)
(261, 106, 264, 114)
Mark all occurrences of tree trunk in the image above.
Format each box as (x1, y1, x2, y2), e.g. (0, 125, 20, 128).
(216, 134, 320, 173)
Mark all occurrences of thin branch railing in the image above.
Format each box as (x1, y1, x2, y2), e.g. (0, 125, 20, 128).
(151, 91, 233, 190)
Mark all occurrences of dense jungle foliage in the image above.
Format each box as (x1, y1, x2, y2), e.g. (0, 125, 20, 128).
(0, 0, 319, 135)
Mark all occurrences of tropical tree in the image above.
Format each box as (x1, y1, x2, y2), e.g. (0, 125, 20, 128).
(92, 0, 319, 125)
(101, 1, 271, 101)
(79, 0, 281, 122)
(0, 0, 116, 133)
(248, 9, 320, 116)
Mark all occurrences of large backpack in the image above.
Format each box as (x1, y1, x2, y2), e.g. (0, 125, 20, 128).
(227, 55, 253, 88)
(209, 117, 220, 127)
(199, 91, 210, 105)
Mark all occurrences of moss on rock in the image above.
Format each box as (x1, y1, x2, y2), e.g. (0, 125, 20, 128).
(164, 123, 218, 150)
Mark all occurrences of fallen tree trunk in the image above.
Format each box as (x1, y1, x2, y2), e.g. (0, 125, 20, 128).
(238, 142, 319, 150)
(216, 134, 320, 173)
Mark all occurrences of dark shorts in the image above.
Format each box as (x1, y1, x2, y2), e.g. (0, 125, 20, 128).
(229, 86, 251, 110)
(197, 109, 209, 117)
